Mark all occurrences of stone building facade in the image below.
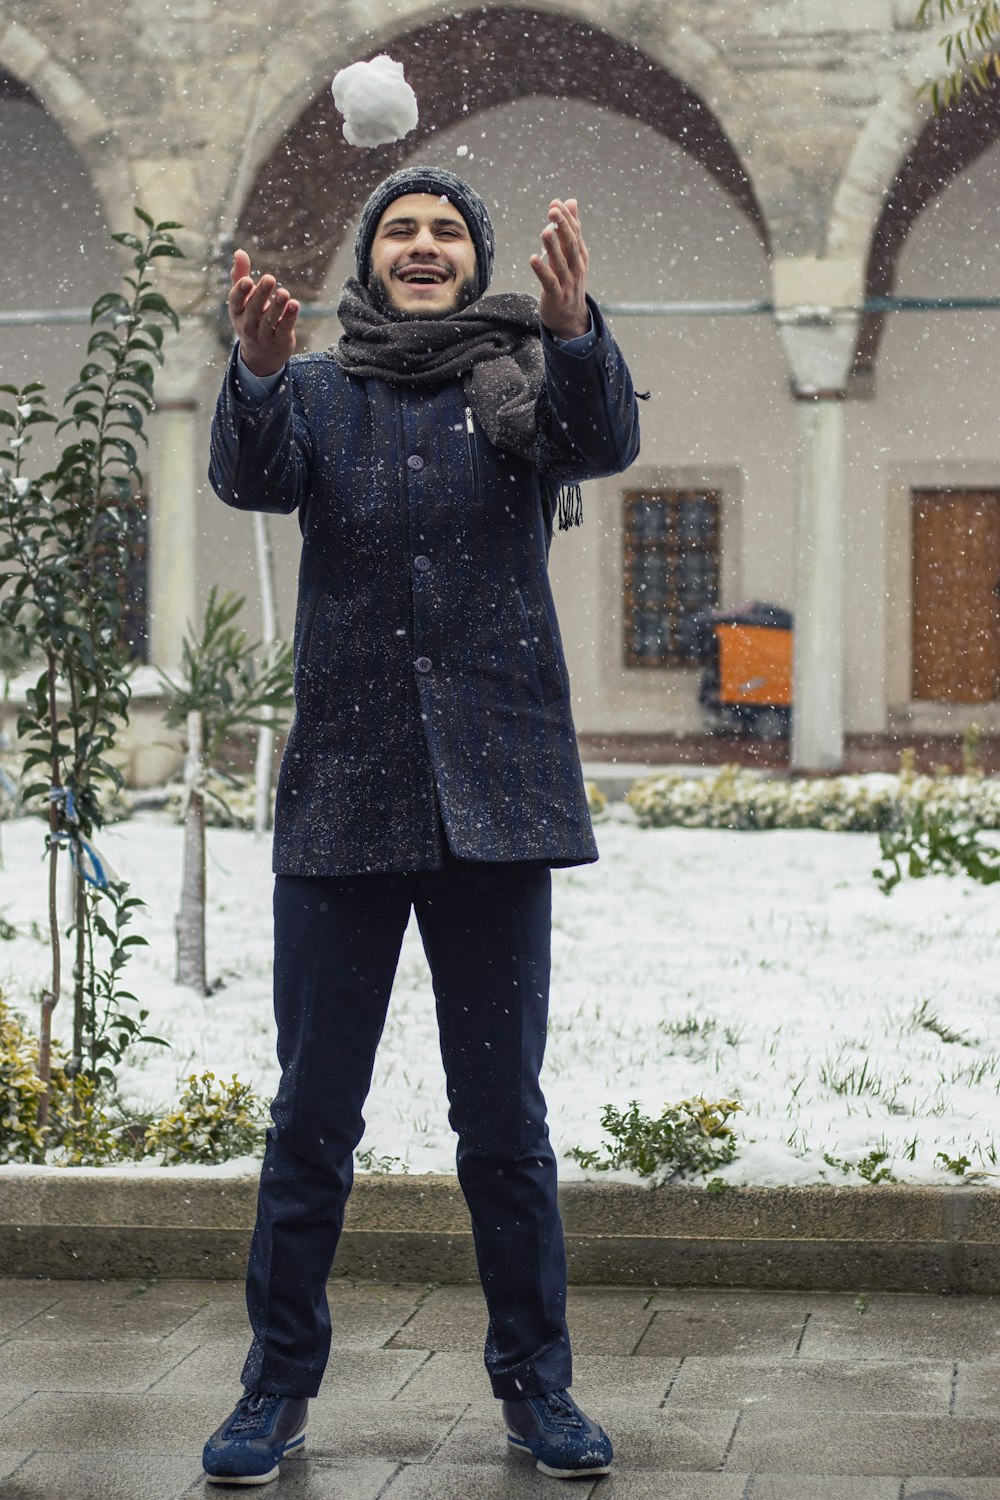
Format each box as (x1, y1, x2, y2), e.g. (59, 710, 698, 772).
(2, 0, 999, 779)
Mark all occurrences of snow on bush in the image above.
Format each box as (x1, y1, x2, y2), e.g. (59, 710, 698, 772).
(331, 55, 418, 147)
(627, 764, 1000, 833)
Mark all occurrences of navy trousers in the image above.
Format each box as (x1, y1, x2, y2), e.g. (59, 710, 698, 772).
(241, 850, 572, 1401)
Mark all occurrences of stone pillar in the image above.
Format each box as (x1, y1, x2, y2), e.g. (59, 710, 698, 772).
(773, 258, 862, 773)
(790, 395, 846, 770)
(148, 323, 218, 671)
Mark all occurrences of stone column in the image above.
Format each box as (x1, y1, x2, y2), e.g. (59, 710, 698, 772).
(789, 394, 846, 770)
(148, 323, 219, 671)
(773, 258, 862, 772)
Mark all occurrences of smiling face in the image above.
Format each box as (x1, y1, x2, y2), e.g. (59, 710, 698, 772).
(368, 193, 478, 317)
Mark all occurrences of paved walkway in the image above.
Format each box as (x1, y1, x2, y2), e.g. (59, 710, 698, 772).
(0, 1277, 999, 1498)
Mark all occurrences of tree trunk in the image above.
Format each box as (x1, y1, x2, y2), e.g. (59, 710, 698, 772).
(72, 864, 86, 1094)
(252, 511, 278, 837)
(37, 654, 62, 1131)
(175, 707, 207, 994)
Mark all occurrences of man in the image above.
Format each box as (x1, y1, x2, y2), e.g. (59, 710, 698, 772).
(203, 166, 640, 1486)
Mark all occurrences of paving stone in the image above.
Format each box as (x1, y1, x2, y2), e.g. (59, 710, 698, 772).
(379, 1459, 601, 1497)
(952, 1362, 1000, 1418)
(637, 1291, 815, 1357)
(326, 1282, 430, 1349)
(0, 1392, 224, 1452)
(431, 1403, 738, 1471)
(388, 1285, 487, 1351)
(388, 1285, 653, 1356)
(750, 1480, 903, 1499)
(588, 1474, 748, 1499)
(0, 1287, 61, 1336)
(16, 1282, 216, 1341)
(0, 1336, 199, 1392)
(668, 1355, 953, 1413)
(1, 1452, 203, 1499)
(559, 1289, 656, 1355)
(167, 1279, 428, 1348)
(304, 1400, 466, 1463)
(728, 1413, 1000, 1476)
(0, 1450, 30, 1479)
(155, 1337, 426, 1399)
(904, 1483, 1000, 1498)
(389, 1350, 495, 1405)
(388, 1349, 678, 1407)
(798, 1294, 1000, 1362)
(0, 1389, 31, 1418)
(185, 1456, 397, 1498)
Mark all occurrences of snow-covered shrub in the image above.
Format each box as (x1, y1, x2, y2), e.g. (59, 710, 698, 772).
(626, 764, 1000, 833)
(143, 1071, 265, 1164)
(57, 1074, 145, 1167)
(569, 1095, 742, 1181)
(584, 780, 608, 820)
(163, 773, 262, 829)
(0, 994, 68, 1162)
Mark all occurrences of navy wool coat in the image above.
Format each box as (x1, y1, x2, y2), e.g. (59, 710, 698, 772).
(208, 299, 640, 876)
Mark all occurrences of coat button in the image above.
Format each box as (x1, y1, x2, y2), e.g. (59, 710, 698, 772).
(415, 656, 433, 674)
(407, 454, 425, 471)
(414, 555, 431, 573)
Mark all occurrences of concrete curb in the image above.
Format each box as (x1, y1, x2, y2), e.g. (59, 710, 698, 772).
(2, 1172, 1000, 1290)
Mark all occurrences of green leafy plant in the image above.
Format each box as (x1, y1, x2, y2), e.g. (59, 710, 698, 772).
(874, 804, 1000, 893)
(143, 1071, 266, 1164)
(0, 992, 264, 1167)
(76, 879, 166, 1085)
(936, 1150, 974, 1176)
(0, 208, 183, 1123)
(823, 1148, 897, 1184)
(917, 0, 1000, 109)
(355, 1147, 411, 1174)
(569, 1096, 742, 1181)
(0, 992, 67, 1162)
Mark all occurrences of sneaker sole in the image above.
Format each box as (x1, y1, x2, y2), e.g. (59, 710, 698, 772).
(204, 1434, 305, 1487)
(507, 1431, 612, 1479)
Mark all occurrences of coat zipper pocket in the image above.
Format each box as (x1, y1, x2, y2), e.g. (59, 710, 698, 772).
(465, 406, 482, 504)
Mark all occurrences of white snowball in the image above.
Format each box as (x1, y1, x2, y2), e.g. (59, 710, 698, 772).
(331, 55, 418, 148)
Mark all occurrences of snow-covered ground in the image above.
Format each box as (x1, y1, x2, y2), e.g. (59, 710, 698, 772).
(1, 807, 999, 1187)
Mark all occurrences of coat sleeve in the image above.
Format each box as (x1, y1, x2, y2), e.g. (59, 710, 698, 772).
(537, 295, 641, 485)
(208, 345, 313, 517)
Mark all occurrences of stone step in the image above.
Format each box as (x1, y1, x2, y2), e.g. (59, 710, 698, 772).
(1, 1173, 999, 1290)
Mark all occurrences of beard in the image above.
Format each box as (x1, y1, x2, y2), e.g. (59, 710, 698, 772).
(367, 267, 480, 320)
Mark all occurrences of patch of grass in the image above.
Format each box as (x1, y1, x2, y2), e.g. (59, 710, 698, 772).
(355, 1148, 410, 1175)
(819, 1055, 900, 1100)
(911, 999, 974, 1048)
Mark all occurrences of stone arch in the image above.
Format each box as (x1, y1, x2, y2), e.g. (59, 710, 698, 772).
(236, 5, 769, 296)
(0, 22, 133, 234)
(829, 35, 1000, 375)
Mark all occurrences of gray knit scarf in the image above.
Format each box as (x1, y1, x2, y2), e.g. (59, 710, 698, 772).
(331, 277, 582, 529)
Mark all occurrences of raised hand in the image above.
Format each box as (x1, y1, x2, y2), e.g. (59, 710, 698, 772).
(529, 198, 590, 341)
(227, 248, 300, 377)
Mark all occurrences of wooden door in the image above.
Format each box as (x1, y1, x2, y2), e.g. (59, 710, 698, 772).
(912, 489, 1000, 702)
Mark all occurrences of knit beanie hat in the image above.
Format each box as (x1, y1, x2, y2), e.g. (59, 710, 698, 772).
(354, 168, 496, 297)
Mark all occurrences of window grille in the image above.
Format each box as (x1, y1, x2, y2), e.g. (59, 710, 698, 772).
(622, 489, 720, 667)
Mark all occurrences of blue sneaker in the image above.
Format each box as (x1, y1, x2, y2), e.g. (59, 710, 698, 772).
(203, 1390, 308, 1486)
(502, 1389, 614, 1479)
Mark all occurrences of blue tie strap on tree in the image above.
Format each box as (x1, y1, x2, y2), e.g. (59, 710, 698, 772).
(48, 786, 112, 892)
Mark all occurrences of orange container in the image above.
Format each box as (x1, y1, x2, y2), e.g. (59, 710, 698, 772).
(715, 623, 793, 707)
